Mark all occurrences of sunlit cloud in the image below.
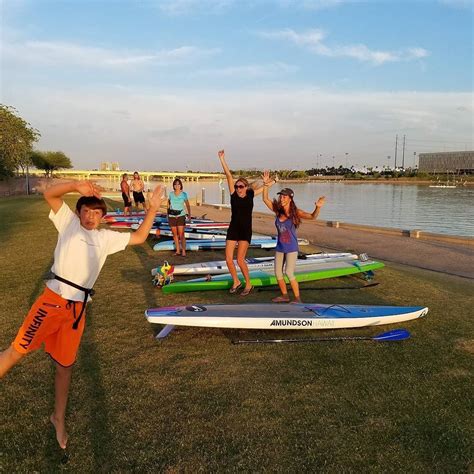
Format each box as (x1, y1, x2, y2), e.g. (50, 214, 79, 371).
(6, 85, 471, 170)
(259, 28, 430, 65)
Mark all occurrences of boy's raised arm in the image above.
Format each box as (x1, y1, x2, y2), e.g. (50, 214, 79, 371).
(44, 180, 102, 214)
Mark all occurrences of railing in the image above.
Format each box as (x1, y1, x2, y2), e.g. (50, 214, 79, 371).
(27, 169, 224, 182)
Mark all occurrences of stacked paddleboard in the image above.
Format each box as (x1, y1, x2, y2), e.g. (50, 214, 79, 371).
(152, 252, 358, 276)
(161, 258, 384, 294)
(153, 237, 309, 252)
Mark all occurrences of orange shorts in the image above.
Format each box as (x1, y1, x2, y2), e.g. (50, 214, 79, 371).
(12, 287, 86, 367)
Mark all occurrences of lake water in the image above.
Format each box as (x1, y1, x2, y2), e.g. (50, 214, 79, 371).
(103, 179, 474, 237)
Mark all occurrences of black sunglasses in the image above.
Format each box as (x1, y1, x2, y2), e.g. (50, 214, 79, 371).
(234, 184, 246, 189)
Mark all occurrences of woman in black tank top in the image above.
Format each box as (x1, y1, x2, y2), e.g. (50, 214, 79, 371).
(218, 149, 276, 296)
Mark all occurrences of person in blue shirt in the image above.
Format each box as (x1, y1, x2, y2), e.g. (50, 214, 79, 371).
(262, 171, 325, 303)
(168, 178, 191, 256)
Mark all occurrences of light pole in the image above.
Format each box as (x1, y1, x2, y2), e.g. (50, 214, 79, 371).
(26, 163, 30, 195)
(345, 152, 349, 169)
(413, 151, 417, 168)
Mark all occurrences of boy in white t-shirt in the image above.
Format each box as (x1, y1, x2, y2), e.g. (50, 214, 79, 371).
(0, 179, 164, 450)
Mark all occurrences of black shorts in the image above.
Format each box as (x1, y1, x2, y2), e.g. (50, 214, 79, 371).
(122, 192, 132, 207)
(168, 215, 186, 227)
(133, 191, 145, 205)
(226, 224, 252, 243)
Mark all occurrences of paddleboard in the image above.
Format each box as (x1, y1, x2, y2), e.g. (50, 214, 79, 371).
(127, 222, 227, 234)
(145, 303, 428, 329)
(153, 252, 358, 276)
(147, 228, 272, 240)
(107, 216, 226, 227)
(104, 211, 213, 222)
(161, 259, 384, 294)
(153, 237, 310, 252)
(148, 228, 228, 239)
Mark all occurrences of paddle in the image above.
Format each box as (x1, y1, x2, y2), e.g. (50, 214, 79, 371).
(232, 328, 410, 345)
(257, 282, 380, 292)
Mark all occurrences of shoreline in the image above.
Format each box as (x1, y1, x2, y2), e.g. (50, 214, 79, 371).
(1, 175, 472, 197)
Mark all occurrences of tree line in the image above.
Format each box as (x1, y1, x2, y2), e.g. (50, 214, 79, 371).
(0, 104, 72, 179)
(231, 166, 421, 180)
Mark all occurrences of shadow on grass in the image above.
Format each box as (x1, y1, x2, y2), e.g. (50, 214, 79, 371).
(129, 244, 165, 337)
(76, 305, 114, 471)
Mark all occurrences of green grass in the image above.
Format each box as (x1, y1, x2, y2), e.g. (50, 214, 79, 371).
(0, 195, 473, 472)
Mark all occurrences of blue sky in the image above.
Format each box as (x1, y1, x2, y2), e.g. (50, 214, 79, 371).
(1, 0, 472, 171)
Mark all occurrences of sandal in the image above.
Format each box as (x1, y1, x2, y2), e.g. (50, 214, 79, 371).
(229, 283, 242, 294)
(290, 298, 303, 304)
(240, 286, 253, 297)
(272, 295, 290, 303)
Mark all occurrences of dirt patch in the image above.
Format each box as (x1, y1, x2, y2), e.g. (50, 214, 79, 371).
(455, 339, 474, 354)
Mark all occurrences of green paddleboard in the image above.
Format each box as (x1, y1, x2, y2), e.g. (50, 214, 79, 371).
(162, 260, 384, 294)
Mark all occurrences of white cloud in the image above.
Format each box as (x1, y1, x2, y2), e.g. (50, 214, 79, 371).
(158, 0, 234, 15)
(1, 39, 220, 69)
(5, 85, 471, 170)
(259, 28, 430, 65)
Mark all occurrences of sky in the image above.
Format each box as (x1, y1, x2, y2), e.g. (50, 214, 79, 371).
(1, 0, 473, 172)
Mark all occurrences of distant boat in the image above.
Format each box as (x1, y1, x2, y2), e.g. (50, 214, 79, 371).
(429, 184, 457, 188)
(429, 172, 457, 189)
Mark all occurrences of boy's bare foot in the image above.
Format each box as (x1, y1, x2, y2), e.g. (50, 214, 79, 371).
(50, 414, 68, 449)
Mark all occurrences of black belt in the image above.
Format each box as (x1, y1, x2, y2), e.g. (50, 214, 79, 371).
(53, 274, 95, 330)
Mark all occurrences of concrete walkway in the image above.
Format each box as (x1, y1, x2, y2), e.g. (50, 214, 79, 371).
(196, 205, 474, 280)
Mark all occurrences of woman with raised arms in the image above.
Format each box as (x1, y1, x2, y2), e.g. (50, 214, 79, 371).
(262, 170, 326, 303)
(218, 150, 276, 296)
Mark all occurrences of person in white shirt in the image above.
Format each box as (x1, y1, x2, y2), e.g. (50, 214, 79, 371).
(0, 179, 164, 451)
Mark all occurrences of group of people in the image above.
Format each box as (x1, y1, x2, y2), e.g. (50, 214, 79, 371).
(150, 151, 326, 301)
(218, 150, 325, 302)
(0, 149, 325, 451)
(120, 171, 148, 213)
(121, 172, 191, 256)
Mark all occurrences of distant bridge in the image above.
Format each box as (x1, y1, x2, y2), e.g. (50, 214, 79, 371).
(28, 169, 224, 183)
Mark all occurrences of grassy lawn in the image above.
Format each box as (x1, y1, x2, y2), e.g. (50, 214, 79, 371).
(0, 195, 472, 472)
